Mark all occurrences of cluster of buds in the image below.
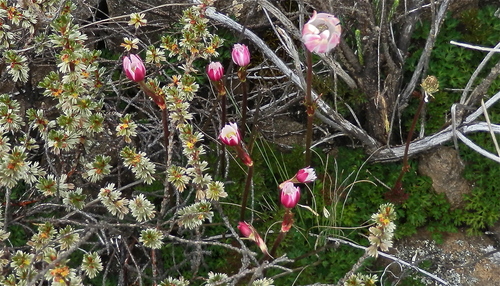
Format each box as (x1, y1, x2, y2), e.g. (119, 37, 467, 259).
(279, 167, 316, 209)
(206, 43, 251, 93)
(218, 122, 253, 166)
(278, 167, 316, 232)
(236, 168, 317, 257)
(366, 203, 397, 258)
(302, 11, 341, 54)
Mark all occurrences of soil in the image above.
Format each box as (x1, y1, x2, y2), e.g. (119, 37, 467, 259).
(388, 228, 500, 285)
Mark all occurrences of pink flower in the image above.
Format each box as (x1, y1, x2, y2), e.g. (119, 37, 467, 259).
(280, 182, 300, 209)
(231, 44, 250, 67)
(295, 167, 317, 183)
(302, 11, 341, 54)
(219, 123, 253, 166)
(207, 61, 224, 81)
(238, 222, 269, 255)
(123, 54, 146, 82)
(218, 123, 241, 146)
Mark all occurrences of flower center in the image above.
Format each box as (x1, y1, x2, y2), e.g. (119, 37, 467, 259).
(316, 23, 329, 33)
(225, 131, 236, 139)
(130, 63, 137, 72)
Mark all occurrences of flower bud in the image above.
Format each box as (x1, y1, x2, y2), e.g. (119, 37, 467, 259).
(421, 75, 439, 102)
(207, 61, 224, 82)
(295, 167, 317, 183)
(237, 148, 253, 167)
(421, 75, 439, 94)
(237, 221, 253, 238)
(302, 11, 341, 54)
(218, 123, 241, 146)
(231, 44, 250, 67)
(123, 54, 146, 82)
(238, 221, 269, 255)
(280, 182, 300, 209)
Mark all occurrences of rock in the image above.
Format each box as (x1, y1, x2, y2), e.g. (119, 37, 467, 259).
(418, 146, 471, 209)
(261, 117, 305, 150)
(487, 220, 500, 249)
(389, 228, 500, 285)
(73, 0, 100, 20)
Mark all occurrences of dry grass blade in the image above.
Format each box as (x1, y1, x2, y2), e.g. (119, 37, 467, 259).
(481, 99, 500, 157)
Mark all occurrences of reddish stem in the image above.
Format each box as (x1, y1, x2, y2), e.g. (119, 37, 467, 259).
(385, 94, 426, 203)
(305, 51, 314, 166)
(239, 164, 253, 222)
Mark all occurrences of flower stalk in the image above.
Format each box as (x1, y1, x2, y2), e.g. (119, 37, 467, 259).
(239, 72, 248, 139)
(269, 170, 312, 258)
(137, 80, 166, 110)
(301, 12, 341, 165)
(232, 44, 251, 138)
(207, 62, 226, 124)
(304, 51, 314, 166)
(123, 53, 172, 205)
(218, 123, 254, 220)
(386, 76, 439, 203)
(384, 97, 422, 203)
(240, 164, 253, 222)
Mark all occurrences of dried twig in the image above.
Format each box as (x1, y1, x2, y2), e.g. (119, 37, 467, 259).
(309, 233, 449, 285)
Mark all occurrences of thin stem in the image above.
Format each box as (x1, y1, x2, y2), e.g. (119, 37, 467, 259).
(239, 164, 254, 222)
(220, 92, 227, 126)
(387, 94, 425, 203)
(268, 209, 294, 260)
(151, 248, 158, 286)
(305, 51, 314, 166)
(161, 108, 170, 165)
(269, 231, 287, 259)
(402, 95, 425, 169)
(241, 78, 248, 139)
(215, 80, 227, 174)
(161, 108, 175, 208)
(3, 187, 10, 231)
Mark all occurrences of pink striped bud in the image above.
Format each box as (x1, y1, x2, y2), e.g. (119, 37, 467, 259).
(123, 54, 146, 82)
(295, 167, 317, 183)
(280, 182, 300, 209)
(231, 44, 250, 67)
(207, 61, 224, 82)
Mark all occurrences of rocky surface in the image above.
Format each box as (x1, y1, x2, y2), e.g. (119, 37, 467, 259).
(418, 146, 472, 209)
(388, 227, 500, 285)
